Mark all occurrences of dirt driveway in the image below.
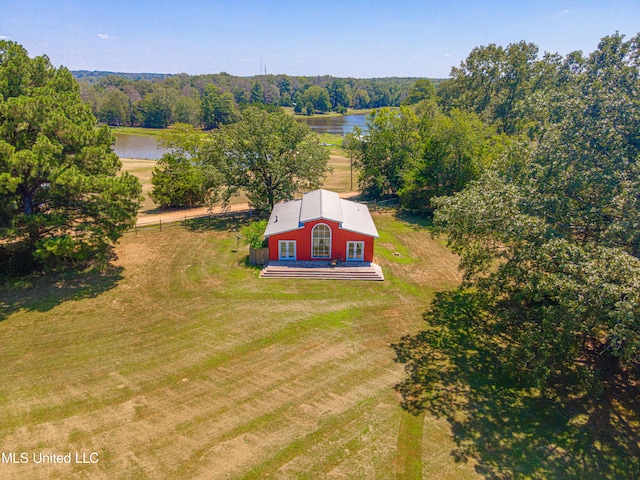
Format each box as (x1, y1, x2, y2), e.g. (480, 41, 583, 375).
(135, 191, 360, 227)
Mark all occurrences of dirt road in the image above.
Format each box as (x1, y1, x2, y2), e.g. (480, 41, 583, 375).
(135, 191, 361, 227)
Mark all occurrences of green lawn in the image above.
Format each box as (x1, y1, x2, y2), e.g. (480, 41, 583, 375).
(109, 126, 167, 136)
(282, 107, 372, 119)
(0, 213, 473, 479)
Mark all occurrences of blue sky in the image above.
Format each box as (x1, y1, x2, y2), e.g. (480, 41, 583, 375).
(1, 1, 639, 78)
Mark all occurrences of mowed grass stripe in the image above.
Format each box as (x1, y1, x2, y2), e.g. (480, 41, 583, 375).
(158, 332, 402, 476)
(174, 360, 400, 479)
(1, 279, 384, 429)
(237, 396, 382, 480)
(0, 305, 362, 432)
(145, 360, 397, 477)
(6, 308, 400, 476)
(396, 411, 425, 479)
(260, 392, 404, 478)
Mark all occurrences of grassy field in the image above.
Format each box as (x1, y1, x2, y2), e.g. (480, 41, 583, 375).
(110, 126, 165, 137)
(281, 107, 372, 119)
(119, 159, 157, 212)
(0, 213, 471, 479)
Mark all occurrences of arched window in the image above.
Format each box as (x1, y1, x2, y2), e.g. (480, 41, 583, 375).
(312, 223, 331, 258)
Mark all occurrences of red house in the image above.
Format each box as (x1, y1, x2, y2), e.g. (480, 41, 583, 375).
(264, 189, 379, 263)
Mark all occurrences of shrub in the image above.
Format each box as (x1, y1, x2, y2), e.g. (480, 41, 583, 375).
(241, 220, 268, 249)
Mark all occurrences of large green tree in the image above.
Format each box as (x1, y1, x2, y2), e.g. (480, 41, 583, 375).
(210, 107, 331, 211)
(200, 84, 238, 130)
(139, 87, 175, 128)
(150, 153, 206, 208)
(97, 88, 129, 126)
(150, 124, 215, 208)
(399, 109, 501, 214)
(327, 79, 351, 110)
(300, 86, 331, 114)
(0, 41, 141, 272)
(429, 33, 640, 390)
(401, 78, 436, 106)
(250, 80, 264, 104)
(173, 95, 200, 126)
(352, 88, 370, 109)
(350, 107, 420, 198)
(439, 41, 548, 135)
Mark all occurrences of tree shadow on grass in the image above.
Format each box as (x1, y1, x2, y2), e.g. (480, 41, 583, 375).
(0, 265, 123, 323)
(239, 256, 263, 271)
(392, 290, 640, 479)
(394, 210, 434, 231)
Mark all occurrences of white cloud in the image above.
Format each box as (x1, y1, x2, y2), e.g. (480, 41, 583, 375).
(0, 35, 11, 40)
(97, 33, 115, 40)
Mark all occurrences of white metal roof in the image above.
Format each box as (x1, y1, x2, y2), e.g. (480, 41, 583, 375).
(339, 199, 379, 237)
(299, 189, 343, 223)
(264, 189, 379, 238)
(263, 198, 303, 237)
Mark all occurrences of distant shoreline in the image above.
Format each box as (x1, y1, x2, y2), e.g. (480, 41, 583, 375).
(106, 108, 374, 137)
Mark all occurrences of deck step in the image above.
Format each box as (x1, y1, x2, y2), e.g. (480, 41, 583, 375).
(259, 262, 384, 281)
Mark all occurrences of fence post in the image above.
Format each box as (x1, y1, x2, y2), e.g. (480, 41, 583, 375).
(160, 219, 162, 231)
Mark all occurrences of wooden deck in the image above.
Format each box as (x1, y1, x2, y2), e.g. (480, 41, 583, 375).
(259, 261, 384, 281)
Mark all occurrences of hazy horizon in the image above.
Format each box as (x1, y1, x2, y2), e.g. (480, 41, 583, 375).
(71, 69, 444, 80)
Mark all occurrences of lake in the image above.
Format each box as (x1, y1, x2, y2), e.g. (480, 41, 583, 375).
(113, 113, 369, 159)
(113, 133, 170, 160)
(294, 113, 368, 135)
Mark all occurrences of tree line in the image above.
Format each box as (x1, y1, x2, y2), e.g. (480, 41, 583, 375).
(384, 33, 640, 399)
(76, 71, 427, 128)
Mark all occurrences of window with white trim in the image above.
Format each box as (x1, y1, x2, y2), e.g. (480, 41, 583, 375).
(279, 240, 296, 260)
(312, 224, 331, 258)
(346, 241, 365, 261)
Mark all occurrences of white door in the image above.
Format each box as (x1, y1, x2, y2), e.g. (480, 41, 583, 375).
(278, 240, 296, 260)
(346, 241, 365, 261)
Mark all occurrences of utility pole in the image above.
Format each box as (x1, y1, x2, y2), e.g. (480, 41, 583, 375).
(350, 151, 353, 191)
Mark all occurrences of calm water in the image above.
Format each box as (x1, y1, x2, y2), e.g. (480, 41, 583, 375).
(113, 114, 369, 159)
(113, 133, 170, 160)
(294, 113, 368, 135)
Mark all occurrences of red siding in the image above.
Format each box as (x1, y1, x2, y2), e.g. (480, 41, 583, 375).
(268, 219, 375, 262)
